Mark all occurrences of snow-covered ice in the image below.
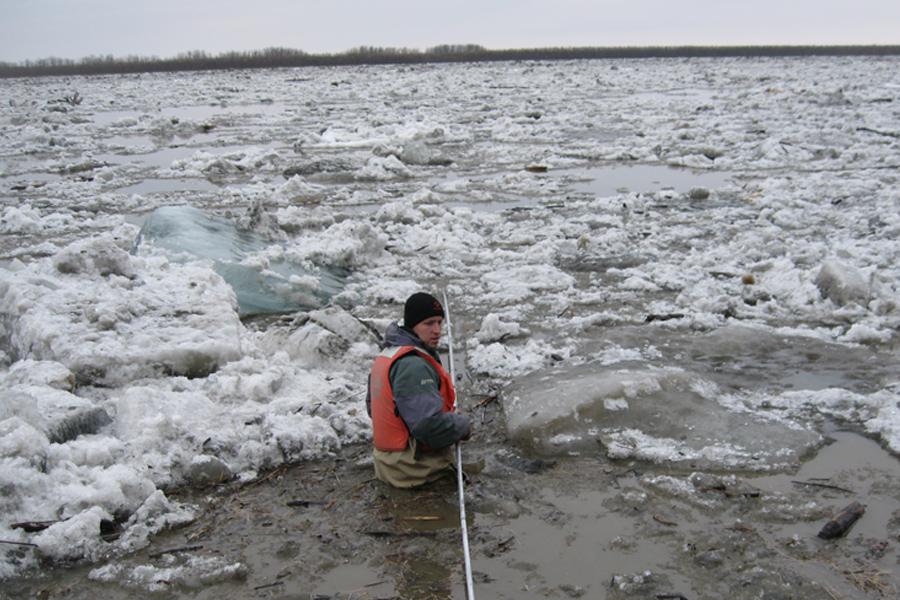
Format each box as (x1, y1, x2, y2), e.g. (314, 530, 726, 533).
(2, 55, 900, 578)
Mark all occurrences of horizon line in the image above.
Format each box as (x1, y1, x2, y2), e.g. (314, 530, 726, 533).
(3, 43, 899, 79)
(6, 42, 900, 65)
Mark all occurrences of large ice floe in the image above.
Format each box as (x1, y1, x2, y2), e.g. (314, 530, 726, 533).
(502, 361, 823, 469)
(1, 55, 900, 578)
(132, 205, 349, 315)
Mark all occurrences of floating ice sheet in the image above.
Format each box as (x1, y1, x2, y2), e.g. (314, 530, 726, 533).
(502, 362, 823, 471)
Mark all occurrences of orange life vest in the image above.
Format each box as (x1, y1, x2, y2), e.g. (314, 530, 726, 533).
(369, 345, 456, 451)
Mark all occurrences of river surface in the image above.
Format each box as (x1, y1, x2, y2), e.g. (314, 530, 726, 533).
(2, 56, 900, 598)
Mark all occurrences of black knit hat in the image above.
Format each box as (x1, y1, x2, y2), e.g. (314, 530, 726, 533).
(404, 292, 444, 329)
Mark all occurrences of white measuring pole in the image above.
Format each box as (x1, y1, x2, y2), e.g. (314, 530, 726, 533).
(443, 291, 475, 600)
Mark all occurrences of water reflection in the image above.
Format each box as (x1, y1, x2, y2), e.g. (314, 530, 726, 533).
(570, 163, 734, 197)
(117, 178, 220, 194)
(394, 558, 453, 600)
(376, 479, 461, 600)
(87, 102, 293, 127)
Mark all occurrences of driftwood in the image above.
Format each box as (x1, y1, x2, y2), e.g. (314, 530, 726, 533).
(698, 486, 761, 498)
(646, 313, 686, 323)
(0, 539, 38, 547)
(285, 499, 329, 508)
(11, 520, 63, 533)
(653, 514, 678, 527)
(484, 536, 517, 558)
(818, 501, 866, 539)
(792, 480, 855, 494)
(363, 530, 437, 539)
(253, 581, 285, 591)
(857, 127, 900, 139)
(473, 394, 498, 408)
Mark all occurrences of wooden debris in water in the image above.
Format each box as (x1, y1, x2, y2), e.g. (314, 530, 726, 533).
(818, 500, 865, 539)
(473, 393, 497, 408)
(653, 514, 678, 527)
(252, 581, 285, 591)
(0, 539, 38, 547)
(363, 530, 437, 539)
(10, 520, 63, 533)
(792, 480, 855, 494)
(838, 557, 897, 596)
(285, 499, 329, 508)
(698, 486, 761, 498)
(645, 313, 686, 323)
(857, 126, 900, 139)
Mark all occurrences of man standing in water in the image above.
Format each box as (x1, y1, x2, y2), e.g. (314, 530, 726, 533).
(367, 292, 472, 487)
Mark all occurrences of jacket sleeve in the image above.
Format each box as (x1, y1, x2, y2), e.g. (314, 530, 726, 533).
(390, 355, 471, 449)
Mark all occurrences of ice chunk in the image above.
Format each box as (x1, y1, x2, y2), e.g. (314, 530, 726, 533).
(33, 506, 113, 562)
(476, 313, 528, 343)
(0, 416, 48, 467)
(133, 206, 348, 315)
(0, 385, 111, 444)
(188, 454, 233, 484)
(0, 236, 243, 386)
(257, 306, 381, 367)
(397, 140, 452, 166)
(815, 259, 870, 307)
(502, 363, 822, 470)
(5, 360, 75, 391)
(88, 554, 248, 592)
(53, 237, 136, 279)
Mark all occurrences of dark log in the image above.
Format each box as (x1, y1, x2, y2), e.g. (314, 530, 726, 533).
(791, 480, 855, 494)
(818, 501, 865, 539)
(10, 520, 62, 533)
(857, 127, 900, 139)
(253, 581, 285, 591)
(362, 530, 437, 539)
(0, 539, 38, 547)
(285, 499, 329, 508)
(699, 486, 761, 498)
(646, 313, 686, 323)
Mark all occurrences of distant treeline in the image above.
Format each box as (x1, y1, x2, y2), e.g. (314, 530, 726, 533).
(2, 44, 900, 79)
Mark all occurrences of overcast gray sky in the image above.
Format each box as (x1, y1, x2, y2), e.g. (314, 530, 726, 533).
(2, 0, 899, 63)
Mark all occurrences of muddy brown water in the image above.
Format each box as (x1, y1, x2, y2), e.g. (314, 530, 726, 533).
(4, 398, 900, 600)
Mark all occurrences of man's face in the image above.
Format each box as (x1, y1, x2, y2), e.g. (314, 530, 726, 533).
(412, 316, 443, 349)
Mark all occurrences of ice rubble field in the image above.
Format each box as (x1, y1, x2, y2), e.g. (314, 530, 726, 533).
(1, 56, 900, 577)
